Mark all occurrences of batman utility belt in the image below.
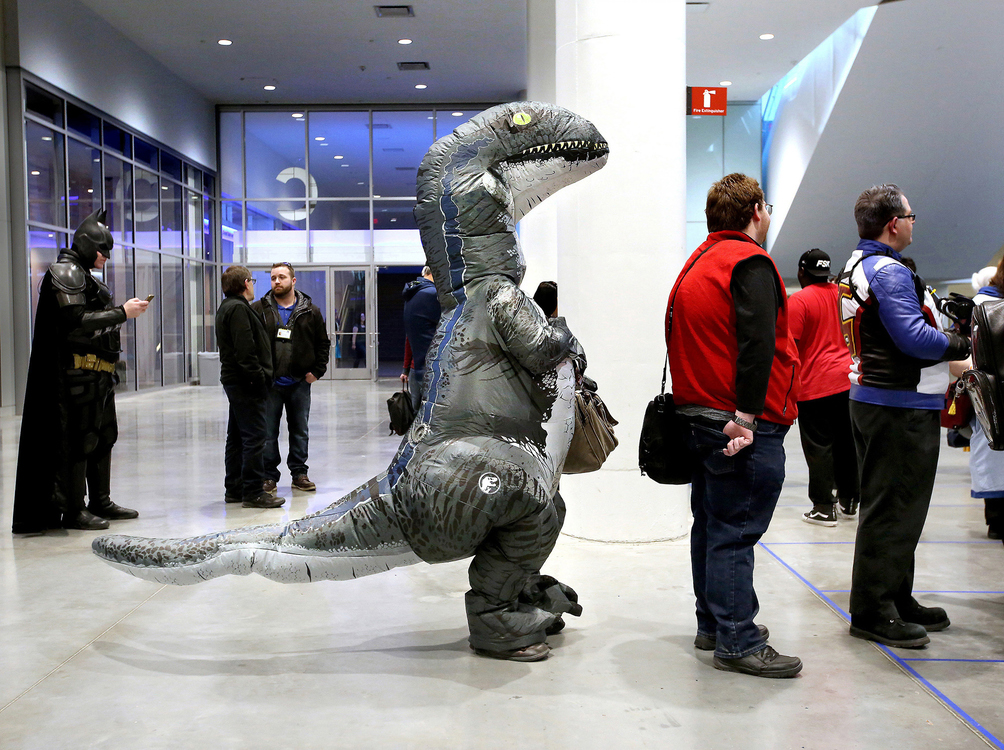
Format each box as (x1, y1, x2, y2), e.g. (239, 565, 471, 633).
(71, 353, 116, 373)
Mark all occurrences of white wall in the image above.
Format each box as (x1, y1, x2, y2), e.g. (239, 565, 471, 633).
(15, 0, 215, 169)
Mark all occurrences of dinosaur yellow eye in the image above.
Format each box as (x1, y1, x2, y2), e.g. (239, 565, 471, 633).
(512, 112, 532, 126)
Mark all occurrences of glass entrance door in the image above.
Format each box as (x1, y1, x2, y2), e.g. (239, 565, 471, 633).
(247, 265, 375, 381)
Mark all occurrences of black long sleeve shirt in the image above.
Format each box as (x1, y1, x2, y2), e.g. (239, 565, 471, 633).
(731, 255, 783, 415)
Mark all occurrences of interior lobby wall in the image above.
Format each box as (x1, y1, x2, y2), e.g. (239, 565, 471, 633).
(14, 0, 215, 169)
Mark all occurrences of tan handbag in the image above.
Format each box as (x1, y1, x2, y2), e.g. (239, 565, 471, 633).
(563, 388, 619, 474)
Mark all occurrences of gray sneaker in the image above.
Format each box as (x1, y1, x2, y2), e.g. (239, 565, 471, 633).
(802, 504, 837, 527)
(263, 479, 278, 497)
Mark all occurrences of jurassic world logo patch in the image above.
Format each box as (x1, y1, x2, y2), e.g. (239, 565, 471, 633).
(479, 472, 501, 494)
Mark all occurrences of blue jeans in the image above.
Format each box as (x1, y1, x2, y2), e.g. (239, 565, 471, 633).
(264, 379, 311, 481)
(409, 367, 425, 411)
(223, 384, 267, 500)
(688, 418, 789, 658)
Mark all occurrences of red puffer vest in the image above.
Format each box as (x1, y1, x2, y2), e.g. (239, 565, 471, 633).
(666, 231, 800, 425)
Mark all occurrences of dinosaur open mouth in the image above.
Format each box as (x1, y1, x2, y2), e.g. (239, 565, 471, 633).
(504, 140, 609, 165)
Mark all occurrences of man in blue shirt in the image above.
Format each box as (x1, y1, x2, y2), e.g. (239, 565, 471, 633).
(400, 266, 441, 410)
(838, 184, 970, 648)
(253, 262, 330, 495)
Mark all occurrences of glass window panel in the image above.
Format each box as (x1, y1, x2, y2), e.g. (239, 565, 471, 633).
(103, 123, 131, 157)
(372, 111, 434, 198)
(221, 200, 243, 263)
(67, 138, 102, 228)
(185, 189, 202, 257)
(185, 163, 202, 191)
(103, 244, 135, 392)
(309, 201, 369, 263)
(66, 102, 100, 143)
(219, 111, 242, 199)
(308, 111, 370, 197)
(161, 253, 185, 385)
(373, 199, 424, 264)
(25, 83, 63, 127)
(203, 263, 217, 351)
(203, 197, 215, 261)
(135, 249, 162, 389)
(434, 109, 477, 139)
(134, 251, 161, 393)
(203, 173, 216, 197)
(161, 152, 182, 181)
(161, 180, 183, 253)
(134, 138, 158, 170)
(26, 121, 66, 227)
(133, 167, 160, 248)
(245, 200, 307, 265)
(27, 228, 66, 325)
(187, 260, 205, 378)
(331, 270, 367, 370)
(244, 112, 306, 199)
(104, 156, 133, 244)
(289, 268, 326, 322)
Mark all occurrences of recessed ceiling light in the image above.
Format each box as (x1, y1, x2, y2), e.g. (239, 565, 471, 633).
(93, 158, 100, 163)
(759, 33, 774, 40)
(390, 218, 397, 222)
(41, 136, 52, 141)
(87, 189, 93, 193)
(30, 171, 40, 176)
(162, 185, 169, 190)
(340, 164, 349, 167)
(719, 80, 732, 86)
(357, 182, 365, 185)
(374, 195, 381, 198)
(314, 136, 325, 141)
(217, 39, 233, 46)
(334, 155, 344, 159)
(415, 84, 427, 90)
(452, 112, 463, 117)
(263, 85, 276, 91)
(292, 113, 304, 118)
(398, 38, 412, 45)
(319, 143, 329, 146)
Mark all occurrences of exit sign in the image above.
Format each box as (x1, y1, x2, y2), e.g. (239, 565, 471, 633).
(688, 87, 727, 116)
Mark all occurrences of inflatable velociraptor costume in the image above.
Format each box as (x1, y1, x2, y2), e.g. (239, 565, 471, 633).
(93, 102, 609, 661)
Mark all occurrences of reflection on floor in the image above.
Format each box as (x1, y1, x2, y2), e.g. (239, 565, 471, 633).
(1, 380, 1002, 749)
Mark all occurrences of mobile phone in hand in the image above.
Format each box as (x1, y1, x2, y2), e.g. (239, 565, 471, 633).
(145, 294, 155, 302)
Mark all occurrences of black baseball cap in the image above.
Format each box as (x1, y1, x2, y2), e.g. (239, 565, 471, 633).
(799, 249, 831, 278)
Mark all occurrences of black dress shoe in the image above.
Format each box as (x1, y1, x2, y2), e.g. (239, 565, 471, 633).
(849, 615, 929, 648)
(898, 599, 950, 632)
(87, 499, 139, 520)
(63, 510, 110, 531)
(713, 645, 802, 678)
(988, 527, 1003, 540)
(695, 624, 770, 651)
(472, 642, 550, 662)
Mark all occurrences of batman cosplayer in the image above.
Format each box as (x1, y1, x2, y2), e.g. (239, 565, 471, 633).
(92, 102, 609, 661)
(12, 210, 149, 533)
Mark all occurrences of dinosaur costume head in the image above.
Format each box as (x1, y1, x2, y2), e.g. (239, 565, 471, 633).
(415, 102, 608, 306)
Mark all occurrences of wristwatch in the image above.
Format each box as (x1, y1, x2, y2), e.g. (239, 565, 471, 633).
(732, 414, 757, 431)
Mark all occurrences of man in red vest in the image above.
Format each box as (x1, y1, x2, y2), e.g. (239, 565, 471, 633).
(667, 173, 802, 678)
(789, 249, 858, 527)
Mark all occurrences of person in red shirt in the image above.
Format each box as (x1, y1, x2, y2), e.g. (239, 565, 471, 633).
(789, 249, 859, 527)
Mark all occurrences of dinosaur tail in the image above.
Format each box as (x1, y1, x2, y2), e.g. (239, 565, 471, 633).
(91, 473, 422, 585)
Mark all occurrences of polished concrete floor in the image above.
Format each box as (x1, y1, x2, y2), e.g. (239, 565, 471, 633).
(2, 380, 1003, 749)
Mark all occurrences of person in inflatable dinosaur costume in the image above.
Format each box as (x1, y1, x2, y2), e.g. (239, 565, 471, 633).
(92, 101, 609, 662)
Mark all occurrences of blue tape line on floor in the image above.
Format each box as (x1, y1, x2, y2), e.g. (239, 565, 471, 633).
(759, 541, 1004, 749)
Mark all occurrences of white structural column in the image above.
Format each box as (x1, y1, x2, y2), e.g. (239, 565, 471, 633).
(545, 0, 689, 541)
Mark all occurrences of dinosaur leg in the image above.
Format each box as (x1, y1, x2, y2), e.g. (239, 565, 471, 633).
(92, 473, 421, 585)
(465, 490, 569, 655)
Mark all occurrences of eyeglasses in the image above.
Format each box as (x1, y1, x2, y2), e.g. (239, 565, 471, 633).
(246, 278, 255, 285)
(895, 213, 917, 222)
(764, 202, 773, 215)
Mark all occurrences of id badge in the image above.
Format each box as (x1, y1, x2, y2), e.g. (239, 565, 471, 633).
(276, 328, 292, 340)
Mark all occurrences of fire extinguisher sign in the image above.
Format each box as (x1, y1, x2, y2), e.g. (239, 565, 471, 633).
(687, 87, 727, 116)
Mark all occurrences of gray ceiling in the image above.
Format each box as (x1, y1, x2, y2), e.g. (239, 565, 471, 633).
(75, 0, 879, 105)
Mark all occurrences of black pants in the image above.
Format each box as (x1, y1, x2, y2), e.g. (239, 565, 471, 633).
(797, 390, 858, 506)
(849, 401, 940, 618)
(223, 384, 268, 500)
(54, 370, 118, 516)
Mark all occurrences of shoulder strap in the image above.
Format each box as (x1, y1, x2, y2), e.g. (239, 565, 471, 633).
(663, 241, 722, 393)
